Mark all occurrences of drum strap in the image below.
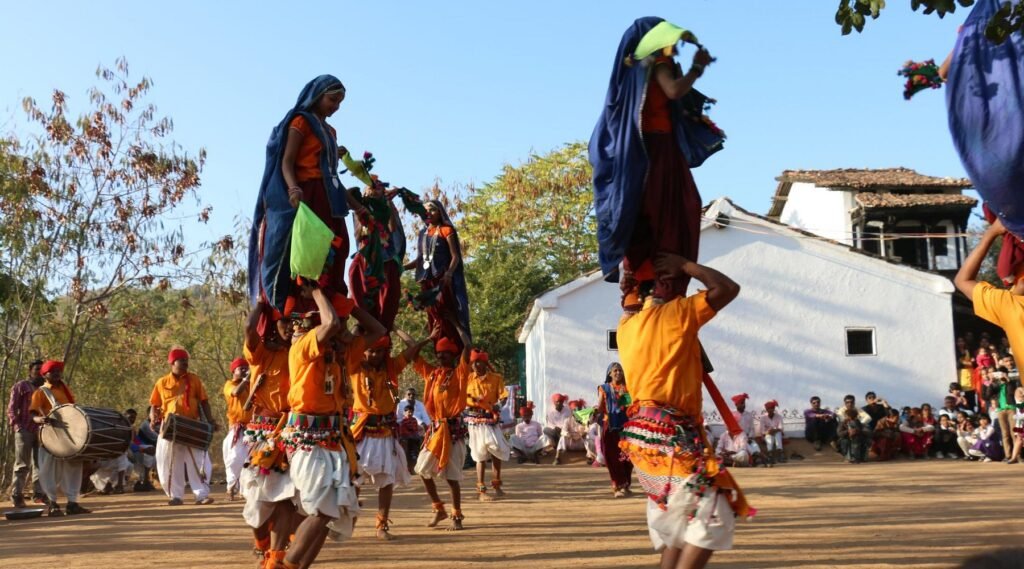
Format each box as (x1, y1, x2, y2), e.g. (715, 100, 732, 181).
(40, 386, 58, 409)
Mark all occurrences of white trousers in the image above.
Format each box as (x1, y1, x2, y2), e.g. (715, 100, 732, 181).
(222, 431, 250, 489)
(155, 437, 211, 500)
(557, 435, 587, 452)
(90, 452, 131, 489)
(509, 436, 546, 456)
(763, 433, 784, 452)
(467, 423, 511, 462)
(38, 447, 82, 503)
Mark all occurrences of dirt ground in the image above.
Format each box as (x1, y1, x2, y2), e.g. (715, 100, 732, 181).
(2, 447, 1023, 569)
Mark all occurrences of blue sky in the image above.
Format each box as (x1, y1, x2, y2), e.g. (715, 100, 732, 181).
(0, 1, 972, 252)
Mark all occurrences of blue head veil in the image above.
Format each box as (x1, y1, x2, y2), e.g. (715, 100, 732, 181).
(248, 75, 350, 310)
(947, 0, 1024, 236)
(589, 17, 725, 281)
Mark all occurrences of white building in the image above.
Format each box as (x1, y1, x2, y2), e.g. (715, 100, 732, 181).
(518, 197, 957, 434)
(768, 168, 975, 275)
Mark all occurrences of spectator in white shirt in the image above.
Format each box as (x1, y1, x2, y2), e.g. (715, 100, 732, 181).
(758, 400, 785, 465)
(510, 404, 544, 464)
(542, 393, 571, 454)
(730, 393, 763, 463)
(394, 387, 431, 427)
(715, 430, 752, 467)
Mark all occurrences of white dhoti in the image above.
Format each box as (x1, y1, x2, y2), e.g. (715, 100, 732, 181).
(647, 487, 735, 552)
(729, 450, 751, 467)
(509, 436, 546, 456)
(356, 436, 410, 489)
(466, 423, 511, 463)
(289, 446, 359, 543)
(90, 452, 131, 490)
(222, 430, 251, 489)
(557, 434, 587, 453)
(415, 440, 467, 482)
(38, 447, 83, 503)
(155, 437, 212, 500)
(241, 465, 295, 529)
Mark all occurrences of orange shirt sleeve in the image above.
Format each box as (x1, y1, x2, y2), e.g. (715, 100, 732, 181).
(289, 115, 311, 136)
(347, 336, 367, 371)
(193, 375, 209, 402)
(297, 332, 322, 365)
(973, 281, 1014, 327)
(412, 356, 434, 380)
(149, 383, 162, 408)
(677, 291, 717, 328)
(29, 390, 47, 415)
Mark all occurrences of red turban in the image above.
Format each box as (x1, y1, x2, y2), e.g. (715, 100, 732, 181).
(371, 335, 391, 350)
(331, 294, 355, 318)
(435, 337, 460, 354)
(765, 400, 779, 410)
(230, 357, 248, 373)
(470, 349, 489, 363)
(168, 349, 190, 364)
(551, 393, 568, 404)
(40, 360, 63, 376)
(731, 393, 749, 405)
(520, 400, 535, 417)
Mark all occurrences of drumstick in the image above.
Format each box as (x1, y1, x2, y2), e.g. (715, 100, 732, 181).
(243, 373, 267, 411)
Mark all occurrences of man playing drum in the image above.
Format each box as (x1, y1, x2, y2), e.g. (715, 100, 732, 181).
(149, 348, 219, 506)
(29, 360, 91, 516)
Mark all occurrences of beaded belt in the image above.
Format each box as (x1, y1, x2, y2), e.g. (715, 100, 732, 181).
(463, 407, 498, 425)
(621, 406, 704, 458)
(282, 413, 349, 452)
(354, 412, 399, 439)
(244, 412, 284, 444)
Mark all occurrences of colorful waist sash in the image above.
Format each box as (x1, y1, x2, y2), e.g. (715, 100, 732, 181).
(245, 412, 284, 445)
(430, 417, 468, 442)
(352, 412, 398, 441)
(282, 413, 349, 452)
(463, 407, 498, 425)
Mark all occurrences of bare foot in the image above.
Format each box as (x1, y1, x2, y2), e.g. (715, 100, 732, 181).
(478, 491, 494, 502)
(446, 518, 464, 531)
(376, 528, 395, 541)
(427, 509, 447, 528)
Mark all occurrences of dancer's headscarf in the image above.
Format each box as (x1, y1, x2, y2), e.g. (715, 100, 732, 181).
(947, 0, 1024, 237)
(248, 75, 349, 312)
(589, 17, 725, 282)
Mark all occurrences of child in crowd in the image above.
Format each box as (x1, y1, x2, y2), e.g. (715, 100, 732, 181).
(976, 347, 995, 369)
(957, 415, 977, 459)
(933, 414, 960, 459)
(900, 407, 933, 459)
(1008, 387, 1024, 464)
(872, 408, 901, 462)
(968, 414, 1004, 462)
(398, 405, 422, 474)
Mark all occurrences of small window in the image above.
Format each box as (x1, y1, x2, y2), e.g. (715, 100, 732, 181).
(846, 328, 876, 356)
(607, 331, 618, 351)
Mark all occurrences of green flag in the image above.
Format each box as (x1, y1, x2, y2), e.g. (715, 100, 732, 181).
(289, 203, 335, 280)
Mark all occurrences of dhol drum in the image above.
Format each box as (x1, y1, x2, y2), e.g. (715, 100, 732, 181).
(161, 413, 214, 450)
(40, 405, 132, 461)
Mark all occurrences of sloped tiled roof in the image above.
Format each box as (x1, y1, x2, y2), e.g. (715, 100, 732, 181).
(776, 168, 972, 189)
(855, 192, 977, 209)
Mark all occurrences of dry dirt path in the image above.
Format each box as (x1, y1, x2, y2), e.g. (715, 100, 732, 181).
(2, 454, 1022, 568)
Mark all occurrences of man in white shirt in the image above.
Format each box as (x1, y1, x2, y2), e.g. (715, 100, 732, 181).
(715, 431, 752, 467)
(394, 387, 431, 427)
(730, 393, 763, 464)
(543, 393, 571, 459)
(510, 405, 544, 464)
(758, 400, 785, 465)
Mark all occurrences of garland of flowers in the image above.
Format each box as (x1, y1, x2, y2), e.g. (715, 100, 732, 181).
(899, 59, 944, 100)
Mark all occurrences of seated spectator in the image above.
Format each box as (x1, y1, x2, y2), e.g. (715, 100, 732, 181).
(1007, 387, 1024, 464)
(731, 393, 763, 462)
(957, 416, 978, 460)
(968, 414, 1004, 462)
(554, 400, 588, 465)
(899, 407, 933, 459)
(510, 403, 545, 464)
(939, 395, 963, 420)
(933, 414, 960, 459)
(838, 394, 872, 427)
(862, 391, 891, 430)
(900, 406, 912, 423)
(871, 408, 901, 462)
(129, 407, 156, 491)
(837, 409, 869, 463)
(758, 400, 785, 464)
(92, 408, 139, 494)
(542, 393, 570, 454)
(397, 405, 422, 474)
(921, 403, 937, 447)
(715, 430, 753, 468)
(803, 396, 837, 451)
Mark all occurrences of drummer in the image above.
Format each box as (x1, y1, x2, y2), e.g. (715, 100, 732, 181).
(149, 348, 219, 506)
(29, 360, 91, 516)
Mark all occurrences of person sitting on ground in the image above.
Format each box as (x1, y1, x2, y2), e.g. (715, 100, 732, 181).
(871, 408, 901, 462)
(838, 394, 873, 429)
(838, 409, 869, 463)
(758, 400, 785, 465)
(130, 408, 156, 491)
(933, 413, 960, 459)
(968, 414, 1004, 462)
(920, 403, 938, 454)
(554, 399, 589, 465)
(715, 429, 752, 467)
(940, 394, 968, 421)
(861, 391, 890, 430)
(957, 415, 978, 460)
(510, 403, 544, 464)
(731, 393, 764, 465)
(91, 408, 139, 495)
(398, 404, 423, 475)
(542, 393, 570, 455)
(803, 396, 837, 451)
(899, 407, 931, 459)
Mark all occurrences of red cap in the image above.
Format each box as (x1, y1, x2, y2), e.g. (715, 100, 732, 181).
(731, 393, 749, 405)
(435, 337, 459, 354)
(168, 349, 189, 364)
(230, 357, 248, 373)
(470, 349, 489, 363)
(40, 360, 64, 376)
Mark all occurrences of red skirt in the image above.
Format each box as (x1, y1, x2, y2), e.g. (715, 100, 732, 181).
(623, 132, 702, 300)
(349, 257, 401, 331)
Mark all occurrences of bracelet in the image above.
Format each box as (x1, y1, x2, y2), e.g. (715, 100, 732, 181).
(288, 186, 302, 194)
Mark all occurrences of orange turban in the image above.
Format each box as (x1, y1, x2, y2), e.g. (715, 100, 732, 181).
(435, 337, 459, 354)
(470, 349, 489, 363)
(551, 393, 568, 404)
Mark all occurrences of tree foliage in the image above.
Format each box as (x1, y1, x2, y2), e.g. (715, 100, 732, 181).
(835, 0, 1024, 44)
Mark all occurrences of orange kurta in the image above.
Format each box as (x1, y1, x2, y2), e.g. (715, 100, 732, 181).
(244, 342, 291, 416)
(223, 380, 252, 426)
(616, 291, 750, 518)
(465, 371, 508, 412)
(412, 357, 471, 470)
(287, 332, 348, 416)
(29, 383, 74, 416)
(149, 372, 209, 420)
(973, 282, 1024, 358)
(347, 336, 408, 440)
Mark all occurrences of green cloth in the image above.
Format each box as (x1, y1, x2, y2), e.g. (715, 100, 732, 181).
(999, 383, 1013, 411)
(289, 203, 335, 280)
(341, 151, 374, 187)
(573, 407, 596, 425)
(633, 21, 694, 60)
